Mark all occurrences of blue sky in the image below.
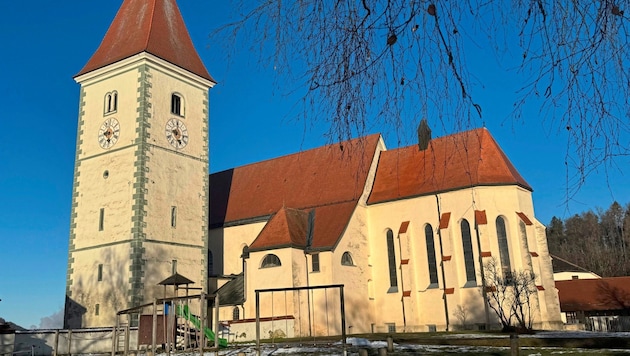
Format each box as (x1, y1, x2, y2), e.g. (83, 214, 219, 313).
(0, 1, 628, 328)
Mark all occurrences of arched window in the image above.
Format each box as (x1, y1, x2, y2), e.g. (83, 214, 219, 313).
(104, 91, 118, 114)
(496, 216, 511, 279)
(341, 252, 354, 266)
(171, 93, 184, 116)
(112, 91, 118, 111)
(261, 254, 281, 268)
(425, 224, 439, 285)
(461, 219, 476, 283)
(232, 307, 240, 321)
(241, 246, 250, 259)
(386, 229, 398, 290)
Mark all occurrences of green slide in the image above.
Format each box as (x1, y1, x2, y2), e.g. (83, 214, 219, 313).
(176, 305, 228, 348)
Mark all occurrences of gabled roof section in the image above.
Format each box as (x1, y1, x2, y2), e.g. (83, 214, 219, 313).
(77, 0, 214, 82)
(209, 134, 380, 227)
(249, 207, 309, 250)
(248, 202, 358, 251)
(367, 128, 531, 204)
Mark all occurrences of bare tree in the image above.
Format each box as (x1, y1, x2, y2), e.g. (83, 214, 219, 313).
(453, 304, 470, 330)
(483, 258, 538, 332)
(215, 1, 630, 193)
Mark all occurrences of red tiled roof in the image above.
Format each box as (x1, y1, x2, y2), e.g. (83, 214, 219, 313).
(76, 0, 214, 82)
(367, 128, 531, 204)
(209, 134, 380, 227)
(556, 277, 630, 312)
(249, 207, 309, 250)
(247, 202, 358, 251)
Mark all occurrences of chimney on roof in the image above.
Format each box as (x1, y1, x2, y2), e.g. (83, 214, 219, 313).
(417, 118, 432, 151)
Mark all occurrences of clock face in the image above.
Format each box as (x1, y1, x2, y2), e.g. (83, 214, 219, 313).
(98, 118, 120, 149)
(165, 118, 189, 149)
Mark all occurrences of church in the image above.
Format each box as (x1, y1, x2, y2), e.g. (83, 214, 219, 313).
(64, 0, 563, 334)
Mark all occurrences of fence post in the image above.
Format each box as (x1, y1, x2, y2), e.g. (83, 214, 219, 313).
(214, 293, 219, 352)
(53, 330, 59, 356)
(152, 301, 157, 356)
(67, 330, 72, 356)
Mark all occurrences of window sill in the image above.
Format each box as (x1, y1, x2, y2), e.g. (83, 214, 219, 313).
(463, 281, 477, 288)
(387, 287, 399, 294)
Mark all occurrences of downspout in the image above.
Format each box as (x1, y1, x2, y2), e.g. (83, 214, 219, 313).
(435, 194, 450, 331)
(474, 219, 491, 328)
(241, 247, 249, 318)
(304, 209, 315, 337)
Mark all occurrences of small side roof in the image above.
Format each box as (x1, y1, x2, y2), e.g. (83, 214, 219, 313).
(367, 128, 531, 204)
(77, 0, 214, 82)
(556, 277, 630, 312)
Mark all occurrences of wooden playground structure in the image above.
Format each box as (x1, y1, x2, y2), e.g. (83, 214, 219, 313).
(112, 273, 227, 355)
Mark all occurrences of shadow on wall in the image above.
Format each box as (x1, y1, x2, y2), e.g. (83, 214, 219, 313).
(14, 334, 53, 356)
(64, 296, 86, 329)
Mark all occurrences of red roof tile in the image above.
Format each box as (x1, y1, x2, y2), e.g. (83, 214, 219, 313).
(556, 277, 630, 312)
(367, 128, 531, 204)
(248, 202, 357, 251)
(249, 207, 309, 250)
(209, 134, 380, 227)
(77, 0, 214, 82)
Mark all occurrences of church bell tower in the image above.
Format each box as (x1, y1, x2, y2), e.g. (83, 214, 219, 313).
(64, 0, 215, 327)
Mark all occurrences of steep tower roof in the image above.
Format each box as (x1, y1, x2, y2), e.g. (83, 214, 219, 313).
(76, 0, 214, 82)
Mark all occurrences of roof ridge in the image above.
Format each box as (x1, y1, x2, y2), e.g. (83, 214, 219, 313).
(210, 133, 381, 174)
(144, 0, 157, 51)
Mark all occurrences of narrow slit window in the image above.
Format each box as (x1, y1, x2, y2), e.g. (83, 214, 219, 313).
(112, 91, 118, 111)
(425, 224, 439, 285)
(386, 229, 398, 289)
(461, 219, 476, 283)
(312, 254, 320, 272)
(171, 206, 177, 228)
(95, 304, 100, 316)
(496, 216, 511, 279)
(172, 260, 177, 274)
(97, 264, 103, 282)
(99, 208, 105, 231)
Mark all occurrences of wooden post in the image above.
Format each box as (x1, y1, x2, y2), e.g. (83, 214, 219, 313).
(112, 314, 119, 356)
(152, 301, 157, 356)
(67, 330, 72, 356)
(387, 335, 394, 352)
(340, 286, 347, 355)
(214, 293, 219, 350)
(53, 330, 59, 356)
(111, 324, 117, 356)
(124, 324, 130, 356)
(510, 334, 519, 356)
(255, 290, 260, 356)
(199, 293, 205, 356)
